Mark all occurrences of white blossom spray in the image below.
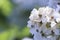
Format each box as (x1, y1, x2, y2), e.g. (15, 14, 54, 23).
(27, 6, 60, 40)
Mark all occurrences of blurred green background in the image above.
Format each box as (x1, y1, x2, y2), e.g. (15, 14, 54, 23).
(0, 0, 32, 40)
(0, 0, 49, 40)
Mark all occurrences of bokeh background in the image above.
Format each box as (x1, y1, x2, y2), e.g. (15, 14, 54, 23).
(0, 0, 49, 40)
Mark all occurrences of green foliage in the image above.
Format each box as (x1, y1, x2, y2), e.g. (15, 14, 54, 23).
(0, 26, 30, 40)
(0, 0, 13, 16)
(18, 27, 30, 39)
(0, 28, 16, 40)
(0, 0, 30, 40)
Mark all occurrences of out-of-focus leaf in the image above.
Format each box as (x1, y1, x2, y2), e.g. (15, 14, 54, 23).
(0, 0, 13, 16)
(18, 27, 30, 39)
(0, 27, 18, 40)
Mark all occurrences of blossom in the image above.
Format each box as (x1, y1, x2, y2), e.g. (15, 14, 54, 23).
(29, 8, 41, 22)
(27, 6, 60, 40)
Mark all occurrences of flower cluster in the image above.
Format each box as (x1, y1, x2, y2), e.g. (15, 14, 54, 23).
(27, 6, 60, 40)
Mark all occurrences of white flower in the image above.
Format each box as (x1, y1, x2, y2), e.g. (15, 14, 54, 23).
(27, 6, 60, 40)
(53, 12, 60, 19)
(29, 8, 41, 22)
(44, 6, 54, 15)
(56, 5, 60, 12)
(42, 17, 47, 23)
(44, 29, 51, 35)
(50, 21, 56, 28)
(27, 20, 34, 28)
(56, 18, 60, 23)
(45, 16, 50, 22)
(47, 35, 52, 38)
(53, 29, 60, 35)
(38, 7, 46, 15)
(30, 28, 36, 35)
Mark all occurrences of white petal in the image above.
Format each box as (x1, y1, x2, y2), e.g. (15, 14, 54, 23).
(53, 29, 60, 35)
(50, 21, 56, 28)
(29, 8, 39, 21)
(56, 18, 60, 23)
